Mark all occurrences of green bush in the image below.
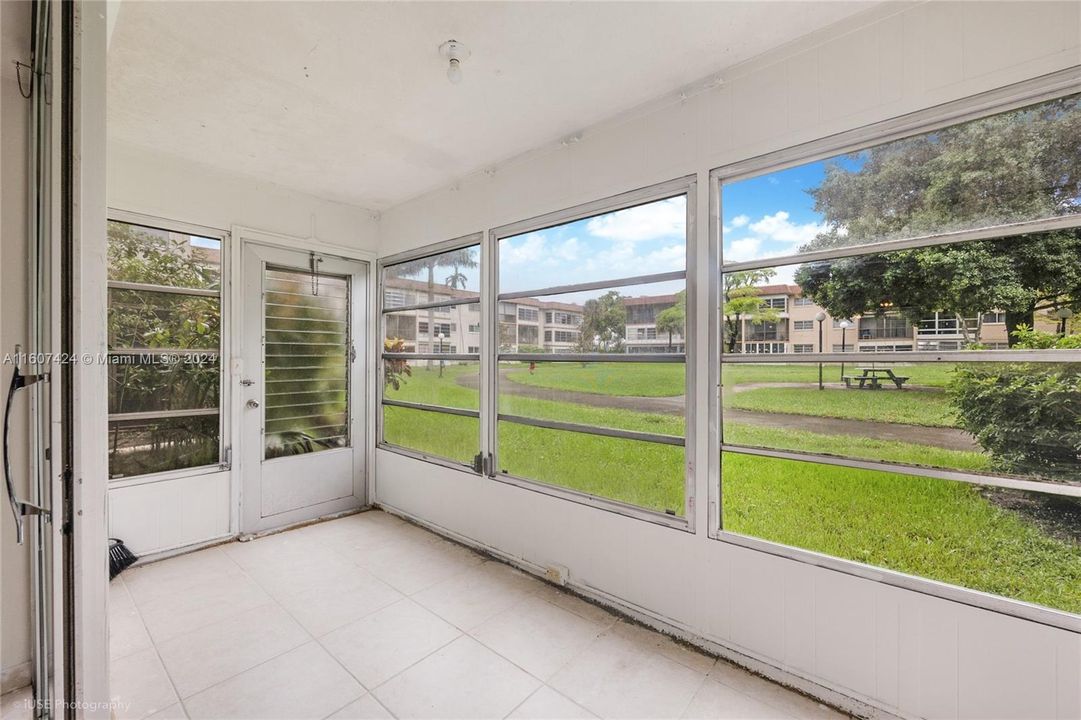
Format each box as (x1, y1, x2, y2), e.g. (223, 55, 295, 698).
(949, 327, 1081, 481)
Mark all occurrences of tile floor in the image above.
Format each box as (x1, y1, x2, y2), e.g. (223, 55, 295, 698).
(2, 510, 849, 720)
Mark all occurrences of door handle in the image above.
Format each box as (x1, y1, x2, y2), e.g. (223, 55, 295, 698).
(240, 379, 255, 387)
(4, 346, 50, 545)
(247, 399, 260, 409)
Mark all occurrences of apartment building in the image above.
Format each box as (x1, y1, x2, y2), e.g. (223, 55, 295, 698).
(383, 277, 688, 354)
(734, 284, 1029, 355)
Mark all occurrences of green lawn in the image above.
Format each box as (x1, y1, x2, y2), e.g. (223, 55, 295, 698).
(506, 362, 685, 396)
(381, 361, 1081, 614)
(726, 386, 959, 427)
(724, 424, 989, 472)
(723, 453, 1081, 613)
(722, 362, 958, 388)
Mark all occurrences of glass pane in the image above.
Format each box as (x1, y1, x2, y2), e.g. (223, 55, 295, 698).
(382, 405, 478, 466)
(722, 362, 1080, 485)
(383, 245, 481, 308)
(109, 356, 220, 414)
(108, 220, 221, 290)
(721, 93, 1081, 263)
(498, 422, 685, 516)
(383, 303, 479, 354)
(264, 268, 349, 459)
(721, 453, 1081, 614)
(108, 414, 219, 478)
(109, 289, 220, 350)
(499, 195, 686, 294)
(500, 282, 687, 355)
(384, 360, 479, 411)
(721, 231, 1081, 356)
(499, 361, 684, 436)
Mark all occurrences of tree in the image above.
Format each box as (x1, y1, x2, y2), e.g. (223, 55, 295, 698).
(795, 95, 1081, 344)
(580, 290, 627, 352)
(723, 270, 780, 353)
(390, 248, 478, 364)
(655, 291, 686, 352)
(949, 326, 1081, 481)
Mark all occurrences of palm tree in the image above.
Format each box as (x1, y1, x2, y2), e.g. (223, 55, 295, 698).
(390, 248, 478, 367)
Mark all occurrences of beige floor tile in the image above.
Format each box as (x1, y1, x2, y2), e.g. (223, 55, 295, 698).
(147, 703, 189, 720)
(325, 694, 395, 720)
(320, 598, 460, 689)
(681, 678, 793, 719)
(532, 585, 619, 629)
(244, 550, 369, 600)
(275, 568, 403, 637)
(156, 603, 309, 699)
(1, 685, 35, 720)
(709, 661, 788, 698)
(373, 636, 540, 719)
(471, 594, 606, 680)
(111, 648, 180, 720)
(221, 532, 330, 572)
(183, 642, 363, 720)
(507, 687, 598, 719)
(110, 581, 154, 661)
(355, 538, 485, 595)
(742, 681, 846, 720)
(138, 572, 273, 643)
(124, 547, 239, 605)
(413, 561, 541, 631)
(610, 621, 717, 674)
(548, 628, 706, 720)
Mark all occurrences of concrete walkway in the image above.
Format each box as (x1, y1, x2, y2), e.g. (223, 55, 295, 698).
(458, 371, 981, 452)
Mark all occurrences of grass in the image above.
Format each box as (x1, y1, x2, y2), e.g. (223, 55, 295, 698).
(381, 361, 1081, 614)
(726, 387, 959, 427)
(722, 362, 958, 388)
(724, 424, 990, 472)
(506, 362, 685, 396)
(722, 453, 1081, 614)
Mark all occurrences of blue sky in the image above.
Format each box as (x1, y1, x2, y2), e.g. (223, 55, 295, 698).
(396, 155, 859, 301)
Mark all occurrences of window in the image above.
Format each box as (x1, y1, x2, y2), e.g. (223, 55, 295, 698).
(468, 323, 481, 333)
(518, 307, 539, 322)
(107, 219, 223, 478)
(496, 185, 691, 519)
(792, 320, 814, 331)
(793, 344, 814, 353)
(794, 297, 815, 307)
(380, 242, 481, 467)
(717, 90, 1081, 624)
(760, 297, 786, 310)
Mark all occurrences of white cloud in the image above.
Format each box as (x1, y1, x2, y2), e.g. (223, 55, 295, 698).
(724, 237, 762, 262)
(501, 233, 546, 265)
(748, 211, 826, 246)
(731, 214, 750, 228)
(641, 244, 685, 271)
(585, 197, 686, 242)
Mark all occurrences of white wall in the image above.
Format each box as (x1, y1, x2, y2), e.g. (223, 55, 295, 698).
(109, 141, 379, 249)
(0, 0, 33, 694)
(376, 3, 1081, 719)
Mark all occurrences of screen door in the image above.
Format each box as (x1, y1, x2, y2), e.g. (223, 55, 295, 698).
(240, 242, 367, 532)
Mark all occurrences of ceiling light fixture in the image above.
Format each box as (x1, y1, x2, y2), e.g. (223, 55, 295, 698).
(439, 40, 470, 85)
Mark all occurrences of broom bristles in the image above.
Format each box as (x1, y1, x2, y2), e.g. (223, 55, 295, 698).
(109, 538, 139, 579)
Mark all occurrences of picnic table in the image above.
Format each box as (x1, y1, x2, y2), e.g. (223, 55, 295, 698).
(843, 367, 910, 389)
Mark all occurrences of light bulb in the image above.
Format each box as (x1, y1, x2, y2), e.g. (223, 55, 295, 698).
(447, 58, 462, 84)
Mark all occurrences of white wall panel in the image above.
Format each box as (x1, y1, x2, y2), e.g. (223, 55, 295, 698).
(107, 472, 231, 556)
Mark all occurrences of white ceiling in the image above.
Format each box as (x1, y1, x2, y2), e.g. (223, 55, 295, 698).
(108, 1, 873, 211)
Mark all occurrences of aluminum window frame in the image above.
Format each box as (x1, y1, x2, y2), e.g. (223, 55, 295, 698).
(105, 211, 231, 482)
(377, 232, 485, 473)
(708, 69, 1081, 632)
(489, 176, 697, 531)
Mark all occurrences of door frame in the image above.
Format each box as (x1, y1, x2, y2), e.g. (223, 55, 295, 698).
(230, 227, 377, 534)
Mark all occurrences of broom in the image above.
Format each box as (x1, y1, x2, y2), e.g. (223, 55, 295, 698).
(109, 538, 138, 579)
